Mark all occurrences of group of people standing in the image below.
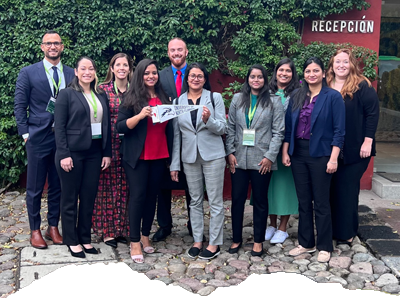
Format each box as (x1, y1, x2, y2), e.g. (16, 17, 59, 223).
(14, 30, 379, 264)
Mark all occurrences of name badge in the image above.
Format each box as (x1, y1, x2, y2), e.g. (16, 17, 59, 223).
(242, 129, 255, 146)
(91, 123, 102, 139)
(46, 97, 57, 114)
(119, 133, 125, 139)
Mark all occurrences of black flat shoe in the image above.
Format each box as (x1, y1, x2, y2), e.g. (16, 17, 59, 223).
(251, 243, 264, 257)
(199, 246, 220, 260)
(67, 245, 85, 258)
(81, 244, 99, 254)
(228, 242, 242, 254)
(152, 228, 171, 242)
(104, 239, 118, 248)
(116, 236, 128, 244)
(188, 246, 202, 258)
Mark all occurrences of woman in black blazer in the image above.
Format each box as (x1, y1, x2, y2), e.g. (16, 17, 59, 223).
(283, 57, 345, 263)
(116, 59, 173, 264)
(327, 49, 379, 245)
(54, 56, 111, 258)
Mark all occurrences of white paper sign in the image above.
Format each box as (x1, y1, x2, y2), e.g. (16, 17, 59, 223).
(151, 105, 203, 123)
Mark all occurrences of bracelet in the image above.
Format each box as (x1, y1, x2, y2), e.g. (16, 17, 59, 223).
(329, 161, 338, 164)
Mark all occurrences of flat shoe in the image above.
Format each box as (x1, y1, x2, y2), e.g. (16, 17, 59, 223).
(199, 246, 220, 260)
(116, 236, 128, 244)
(228, 242, 242, 254)
(251, 243, 264, 257)
(288, 245, 316, 256)
(131, 254, 144, 264)
(140, 241, 155, 254)
(317, 251, 331, 263)
(104, 239, 118, 248)
(270, 230, 289, 244)
(188, 246, 202, 258)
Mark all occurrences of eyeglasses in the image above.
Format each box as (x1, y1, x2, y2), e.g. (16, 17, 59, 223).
(189, 74, 204, 80)
(42, 42, 63, 47)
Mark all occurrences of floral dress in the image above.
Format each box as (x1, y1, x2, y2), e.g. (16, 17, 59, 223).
(92, 81, 129, 238)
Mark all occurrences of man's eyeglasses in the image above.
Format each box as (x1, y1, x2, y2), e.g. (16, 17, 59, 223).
(189, 74, 204, 80)
(42, 42, 63, 47)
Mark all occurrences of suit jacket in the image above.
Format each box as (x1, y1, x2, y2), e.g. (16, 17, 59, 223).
(54, 88, 112, 160)
(159, 65, 188, 102)
(14, 61, 75, 149)
(284, 86, 345, 157)
(170, 89, 226, 171)
(342, 80, 379, 165)
(225, 93, 285, 171)
(116, 101, 174, 170)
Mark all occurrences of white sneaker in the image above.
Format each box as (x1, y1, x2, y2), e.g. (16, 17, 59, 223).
(265, 226, 277, 240)
(270, 230, 289, 244)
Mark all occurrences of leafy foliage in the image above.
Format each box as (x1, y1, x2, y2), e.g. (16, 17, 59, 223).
(0, 0, 372, 188)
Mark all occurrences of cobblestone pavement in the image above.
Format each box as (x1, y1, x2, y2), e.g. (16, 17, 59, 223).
(1, 190, 400, 297)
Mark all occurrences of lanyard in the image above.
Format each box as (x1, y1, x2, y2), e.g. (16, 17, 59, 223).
(114, 81, 129, 104)
(44, 63, 63, 96)
(83, 90, 98, 119)
(248, 99, 257, 126)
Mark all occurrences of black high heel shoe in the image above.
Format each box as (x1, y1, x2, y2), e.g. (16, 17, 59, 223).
(228, 242, 242, 254)
(251, 243, 264, 257)
(67, 245, 85, 258)
(81, 244, 99, 254)
(116, 236, 128, 244)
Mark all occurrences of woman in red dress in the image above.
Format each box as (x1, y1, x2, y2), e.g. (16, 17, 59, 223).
(92, 53, 133, 248)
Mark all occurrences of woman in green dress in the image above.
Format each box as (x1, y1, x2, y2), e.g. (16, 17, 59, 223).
(265, 58, 300, 244)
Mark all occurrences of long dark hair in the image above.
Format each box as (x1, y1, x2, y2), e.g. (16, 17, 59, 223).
(182, 62, 211, 93)
(291, 57, 325, 111)
(238, 64, 271, 111)
(269, 58, 299, 97)
(69, 56, 101, 94)
(122, 58, 168, 113)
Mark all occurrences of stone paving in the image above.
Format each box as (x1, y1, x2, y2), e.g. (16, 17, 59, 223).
(1, 190, 400, 297)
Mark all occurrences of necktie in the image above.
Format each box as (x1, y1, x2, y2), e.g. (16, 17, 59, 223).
(175, 70, 182, 97)
(52, 66, 59, 97)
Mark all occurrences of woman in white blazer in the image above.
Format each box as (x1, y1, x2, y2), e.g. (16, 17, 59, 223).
(225, 64, 285, 256)
(170, 62, 226, 260)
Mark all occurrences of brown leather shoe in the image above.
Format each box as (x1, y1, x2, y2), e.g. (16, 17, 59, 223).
(30, 230, 48, 249)
(45, 226, 63, 245)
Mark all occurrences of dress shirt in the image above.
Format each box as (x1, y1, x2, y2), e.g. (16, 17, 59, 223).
(296, 95, 318, 140)
(43, 59, 66, 97)
(171, 63, 187, 82)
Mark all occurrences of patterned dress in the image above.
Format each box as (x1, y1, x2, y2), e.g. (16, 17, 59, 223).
(92, 81, 129, 238)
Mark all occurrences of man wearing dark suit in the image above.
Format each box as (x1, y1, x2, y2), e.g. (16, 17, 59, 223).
(153, 37, 192, 241)
(14, 30, 75, 249)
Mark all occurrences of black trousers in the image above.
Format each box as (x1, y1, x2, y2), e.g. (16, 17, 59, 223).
(290, 139, 333, 252)
(26, 142, 61, 230)
(231, 168, 272, 243)
(57, 140, 102, 246)
(330, 157, 371, 240)
(123, 159, 166, 242)
(157, 188, 191, 231)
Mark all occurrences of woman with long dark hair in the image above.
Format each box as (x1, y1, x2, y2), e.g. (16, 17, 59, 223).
(54, 56, 112, 258)
(327, 49, 379, 245)
(226, 64, 285, 256)
(264, 58, 300, 244)
(116, 59, 173, 263)
(283, 57, 345, 263)
(92, 53, 134, 248)
(170, 62, 226, 260)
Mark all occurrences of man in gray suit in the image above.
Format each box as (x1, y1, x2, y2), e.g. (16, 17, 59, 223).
(153, 38, 192, 242)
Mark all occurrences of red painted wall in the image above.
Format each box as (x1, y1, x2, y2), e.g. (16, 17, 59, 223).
(302, 0, 381, 189)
